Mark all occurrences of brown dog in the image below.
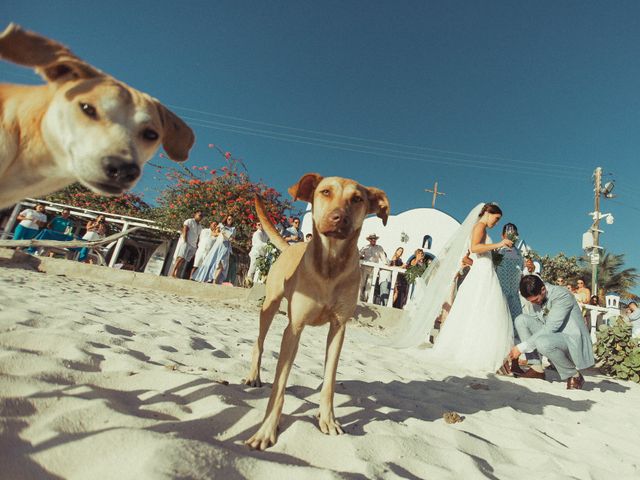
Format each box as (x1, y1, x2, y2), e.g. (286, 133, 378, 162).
(0, 24, 194, 209)
(244, 173, 389, 450)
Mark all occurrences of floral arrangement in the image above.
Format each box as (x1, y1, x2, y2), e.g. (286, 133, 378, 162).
(255, 242, 282, 278)
(405, 261, 430, 285)
(492, 230, 520, 267)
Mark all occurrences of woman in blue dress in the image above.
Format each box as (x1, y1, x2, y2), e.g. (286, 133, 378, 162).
(193, 215, 236, 284)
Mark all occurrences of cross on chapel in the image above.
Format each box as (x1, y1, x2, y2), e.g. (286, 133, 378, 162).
(425, 181, 446, 208)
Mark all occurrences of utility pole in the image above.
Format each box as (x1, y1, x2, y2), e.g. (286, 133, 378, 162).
(425, 181, 446, 208)
(591, 167, 602, 296)
(584, 167, 615, 298)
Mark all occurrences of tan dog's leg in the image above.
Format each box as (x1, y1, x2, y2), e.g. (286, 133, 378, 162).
(318, 320, 346, 435)
(245, 321, 304, 450)
(244, 298, 280, 387)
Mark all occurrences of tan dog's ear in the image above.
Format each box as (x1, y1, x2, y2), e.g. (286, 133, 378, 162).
(0, 23, 103, 82)
(366, 187, 390, 226)
(288, 173, 323, 202)
(156, 103, 195, 162)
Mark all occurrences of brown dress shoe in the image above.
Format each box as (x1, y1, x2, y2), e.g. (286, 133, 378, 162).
(510, 359, 526, 375)
(566, 373, 584, 390)
(514, 367, 545, 379)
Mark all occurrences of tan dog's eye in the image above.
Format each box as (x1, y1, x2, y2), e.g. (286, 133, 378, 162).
(79, 102, 97, 119)
(141, 128, 159, 141)
(352, 195, 363, 203)
(320, 189, 330, 196)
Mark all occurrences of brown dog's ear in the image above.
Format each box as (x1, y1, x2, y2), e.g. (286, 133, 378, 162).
(366, 187, 390, 226)
(288, 173, 323, 202)
(0, 23, 103, 83)
(156, 103, 195, 162)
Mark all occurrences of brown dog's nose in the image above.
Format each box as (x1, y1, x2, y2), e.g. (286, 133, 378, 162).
(102, 156, 141, 184)
(329, 209, 350, 228)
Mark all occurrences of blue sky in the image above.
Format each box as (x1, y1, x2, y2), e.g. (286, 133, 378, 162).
(2, 1, 639, 291)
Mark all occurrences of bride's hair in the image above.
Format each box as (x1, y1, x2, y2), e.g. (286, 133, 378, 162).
(478, 202, 502, 217)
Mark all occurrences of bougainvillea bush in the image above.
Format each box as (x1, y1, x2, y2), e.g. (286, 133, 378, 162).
(41, 144, 295, 253)
(152, 152, 294, 253)
(42, 183, 152, 217)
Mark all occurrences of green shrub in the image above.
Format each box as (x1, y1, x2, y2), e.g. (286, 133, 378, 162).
(594, 317, 640, 383)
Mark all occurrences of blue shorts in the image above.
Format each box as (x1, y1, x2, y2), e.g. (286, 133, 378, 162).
(14, 225, 39, 241)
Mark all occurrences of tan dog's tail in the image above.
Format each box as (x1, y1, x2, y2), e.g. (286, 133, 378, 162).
(255, 195, 290, 252)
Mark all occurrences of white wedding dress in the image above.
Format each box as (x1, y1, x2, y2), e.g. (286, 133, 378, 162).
(430, 240, 514, 373)
(383, 203, 513, 375)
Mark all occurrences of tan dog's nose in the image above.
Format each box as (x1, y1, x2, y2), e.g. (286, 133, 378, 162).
(101, 156, 141, 185)
(329, 209, 350, 228)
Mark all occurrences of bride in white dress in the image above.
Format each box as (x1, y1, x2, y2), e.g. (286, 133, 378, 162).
(389, 203, 514, 374)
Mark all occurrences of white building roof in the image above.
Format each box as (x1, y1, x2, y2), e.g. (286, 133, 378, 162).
(301, 206, 461, 260)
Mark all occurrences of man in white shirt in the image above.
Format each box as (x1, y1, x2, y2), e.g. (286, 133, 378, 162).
(626, 302, 640, 338)
(359, 233, 388, 302)
(14, 203, 48, 241)
(171, 211, 203, 278)
(246, 222, 269, 286)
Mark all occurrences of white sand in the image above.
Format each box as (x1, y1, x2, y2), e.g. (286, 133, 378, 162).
(1, 265, 639, 479)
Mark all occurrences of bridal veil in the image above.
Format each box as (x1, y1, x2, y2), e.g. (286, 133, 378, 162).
(383, 203, 485, 348)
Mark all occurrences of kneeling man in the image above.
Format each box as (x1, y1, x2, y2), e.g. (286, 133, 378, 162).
(509, 275, 594, 389)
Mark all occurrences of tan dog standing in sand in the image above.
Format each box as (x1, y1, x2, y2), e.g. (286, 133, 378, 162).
(0, 24, 194, 209)
(244, 173, 390, 450)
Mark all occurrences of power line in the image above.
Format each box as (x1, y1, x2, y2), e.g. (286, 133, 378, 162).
(186, 118, 587, 181)
(609, 199, 640, 215)
(0, 64, 595, 177)
(170, 104, 591, 174)
(0, 65, 597, 181)
(615, 184, 640, 199)
(182, 115, 541, 173)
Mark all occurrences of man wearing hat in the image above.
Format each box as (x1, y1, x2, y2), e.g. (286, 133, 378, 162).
(359, 233, 389, 302)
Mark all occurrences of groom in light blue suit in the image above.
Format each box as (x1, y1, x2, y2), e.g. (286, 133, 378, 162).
(509, 275, 595, 389)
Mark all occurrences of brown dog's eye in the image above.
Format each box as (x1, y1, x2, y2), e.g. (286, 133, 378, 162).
(79, 102, 97, 119)
(142, 128, 159, 141)
(320, 189, 330, 196)
(352, 195, 363, 203)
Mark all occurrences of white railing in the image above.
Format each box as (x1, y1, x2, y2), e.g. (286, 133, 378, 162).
(580, 303, 621, 341)
(1, 198, 172, 270)
(359, 261, 407, 307)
